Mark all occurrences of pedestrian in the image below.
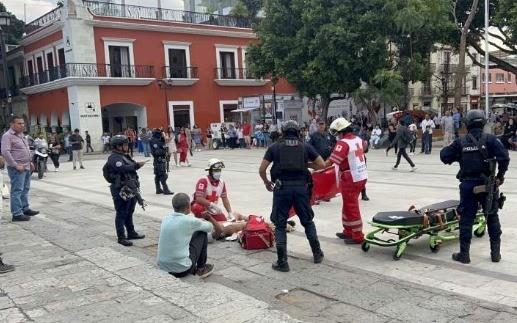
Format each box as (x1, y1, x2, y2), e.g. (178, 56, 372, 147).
(185, 125, 193, 155)
(453, 109, 461, 138)
(102, 132, 111, 153)
(64, 131, 72, 161)
(243, 121, 252, 148)
(324, 118, 368, 244)
(0, 115, 40, 221)
(164, 127, 178, 168)
(309, 119, 318, 135)
(125, 128, 137, 157)
(259, 120, 326, 272)
(408, 122, 417, 155)
(420, 114, 436, 154)
(157, 193, 217, 278)
(441, 111, 455, 147)
(69, 128, 85, 170)
(440, 110, 510, 264)
(192, 125, 202, 152)
(206, 126, 213, 150)
(178, 127, 191, 167)
(220, 123, 227, 149)
(387, 120, 397, 155)
(104, 135, 147, 246)
(309, 120, 333, 159)
(85, 130, 94, 153)
(369, 125, 382, 148)
(0, 155, 15, 273)
(388, 120, 417, 172)
(48, 130, 62, 172)
(150, 130, 173, 195)
(237, 126, 244, 148)
(227, 124, 237, 149)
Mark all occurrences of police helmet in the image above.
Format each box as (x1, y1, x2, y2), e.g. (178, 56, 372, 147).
(329, 118, 352, 135)
(466, 109, 486, 129)
(205, 158, 225, 171)
(152, 129, 162, 139)
(110, 135, 129, 147)
(281, 120, 300, 137)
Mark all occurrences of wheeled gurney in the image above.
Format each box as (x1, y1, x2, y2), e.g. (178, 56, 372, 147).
(361, 200, 487, 260)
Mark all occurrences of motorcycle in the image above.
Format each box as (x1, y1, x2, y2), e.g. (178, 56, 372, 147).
(33, 143, 49, 179)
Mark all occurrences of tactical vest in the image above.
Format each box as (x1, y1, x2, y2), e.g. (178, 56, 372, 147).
(459, 133, 489, 180)
(276, 139, 307, 181)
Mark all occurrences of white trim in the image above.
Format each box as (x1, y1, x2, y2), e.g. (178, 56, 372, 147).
(103, 40, 135, 66)
(88, 20, 256, 39)
(35, 54, 45, 74)
(20, 77, 155, 95)
(162, 40, 191, 46)
(214, 44, 240, 49)
(164, 43, 191, 78)
(101, 37, 136, 42)
(56, 43, 65, 65)
(216, 47, 239, 79)
(44, 48, 55, 69)
(168, 101, 195, 129)
(219, 100, 238, 122)
(215, 79, 268, 87)
(25, 58, 34, 75)
(241, 47, 247, 74)
(20, 22, 64, 46)
(167, 78, 199, 86)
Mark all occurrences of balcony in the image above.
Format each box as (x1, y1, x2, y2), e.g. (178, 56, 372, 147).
(25, 5, 63, 35)
(162, 66, 199, 86)
(420, 86, 433, 97)
(83, 1, 253, 29)
(214, 68, 268, 86)
(19, 63, 155, 94)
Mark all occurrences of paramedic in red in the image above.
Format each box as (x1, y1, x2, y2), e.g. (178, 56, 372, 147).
(191, 158, 247, 237)
(325, 118, 368, 244)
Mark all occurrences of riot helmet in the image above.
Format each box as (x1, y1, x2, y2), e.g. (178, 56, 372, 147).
(466, 109, 486, 130)
(110, 135, 129, 152)
(281, 120, 300, 138)
(152, 129, 162, 139)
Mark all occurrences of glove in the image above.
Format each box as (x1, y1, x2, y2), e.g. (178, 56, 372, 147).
(228, 211, 236, 222)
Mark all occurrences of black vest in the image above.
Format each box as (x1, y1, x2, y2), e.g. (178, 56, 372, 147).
(272, 139, 307, 181)
(459, 133, 489, 180)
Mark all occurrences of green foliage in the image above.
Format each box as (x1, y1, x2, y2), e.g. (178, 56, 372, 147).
(230, 1, 249, 17)
(0, 1, 26, 45)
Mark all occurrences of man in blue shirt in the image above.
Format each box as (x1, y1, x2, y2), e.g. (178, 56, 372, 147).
(157, 193, 221, 278)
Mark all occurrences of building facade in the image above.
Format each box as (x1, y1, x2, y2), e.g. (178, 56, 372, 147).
(17, 0, 294, 149)
(481, 55, 517, 106)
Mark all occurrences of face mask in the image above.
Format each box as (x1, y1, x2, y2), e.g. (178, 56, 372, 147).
(212, 171, 222, 181)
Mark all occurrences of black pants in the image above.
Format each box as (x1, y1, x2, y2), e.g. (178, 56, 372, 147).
(170, 231, 208, 278)
(110, 186, 137, 238)
(458, 180, 501, 247)
(394, 147, 415, 168)
(271, 185, 319, 249)
(49, 153, 60, 169)
(86, 143, 94, 153)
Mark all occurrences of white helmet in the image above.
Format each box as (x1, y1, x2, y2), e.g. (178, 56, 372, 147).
(205, 158, 225, 171)
(329, 118, 352, 135)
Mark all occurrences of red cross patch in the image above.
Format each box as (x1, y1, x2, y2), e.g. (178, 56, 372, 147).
(355, 143, 365, 162)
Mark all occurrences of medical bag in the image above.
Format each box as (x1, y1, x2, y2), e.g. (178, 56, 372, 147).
(238, 215, 274, 250)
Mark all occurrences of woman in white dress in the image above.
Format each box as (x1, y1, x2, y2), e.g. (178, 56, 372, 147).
(164, 127, 178, 168)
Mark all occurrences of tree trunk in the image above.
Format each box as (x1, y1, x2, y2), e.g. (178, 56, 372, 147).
(320, 95, 330, 122)
(454, 0, 479, 111)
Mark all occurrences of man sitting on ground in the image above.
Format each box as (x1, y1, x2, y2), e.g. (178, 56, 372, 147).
(157, 193, 219, 278)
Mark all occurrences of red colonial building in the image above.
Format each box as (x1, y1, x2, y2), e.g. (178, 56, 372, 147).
(18, 0, 294, 149)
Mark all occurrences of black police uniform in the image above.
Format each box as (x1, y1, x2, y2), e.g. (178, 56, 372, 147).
(440, 121, 509, 263)
(264, 134, 323, 271)
(106, 150, 144, 244)
(308, 131, 335, 160)
(150, 131, 173, 195)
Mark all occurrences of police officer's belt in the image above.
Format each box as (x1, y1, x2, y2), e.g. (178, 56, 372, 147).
(281, 180, 307, 187)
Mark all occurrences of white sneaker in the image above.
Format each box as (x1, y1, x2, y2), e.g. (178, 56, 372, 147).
(55, 168, 59, 172)
(392, 166, 398, 170)
(409, 153, 414, 156)
(410, 167, 417, 172)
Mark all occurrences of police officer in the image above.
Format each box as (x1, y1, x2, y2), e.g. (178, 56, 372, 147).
(440, 110, 510, 264)
(259, 120, 325, 272)
(105, 135, 147, 246)
(150, 129, 173, 195)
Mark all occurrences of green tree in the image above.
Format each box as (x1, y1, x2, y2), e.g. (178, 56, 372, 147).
(0, 2, 25, 45)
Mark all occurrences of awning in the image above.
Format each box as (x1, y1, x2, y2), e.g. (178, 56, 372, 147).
(231, 107, 259, 113)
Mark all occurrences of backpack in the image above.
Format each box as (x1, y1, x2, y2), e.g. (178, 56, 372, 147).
(238, 215, 274, 250)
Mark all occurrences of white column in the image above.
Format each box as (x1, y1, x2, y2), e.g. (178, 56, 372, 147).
(68, 85, 104, 151)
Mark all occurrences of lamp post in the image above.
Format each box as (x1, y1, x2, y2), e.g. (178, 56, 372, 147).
(157, 79, 172, 128)
(0, 11, 12, 121)
(484, 0, 490, 117)
(271, 77, 278, 124)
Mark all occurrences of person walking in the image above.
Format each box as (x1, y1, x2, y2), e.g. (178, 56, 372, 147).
(259, 120, 325, 272)
(48, 130, 62, 172)
(408, 122, 417, 155)
(164, 127, 178, 168)
(185, 125, 193, 155)
(178, 128, 191, 167)
(387, 120, 398, 155)
(64, 131, 72, 161)
(0, 155, 15, 273)
(69, 129, 85, 170)
(420, 114, 436, 154)
(206, 126, 213, 150)
(440, 110, 510, 263)
(125, 128, 137, 157)
(85, 131, 94, 153)
(243, 121, 252, 148)
(388, 120, 417, 172)
(102, 132, 111, 153)
(1, 115, 39, 221)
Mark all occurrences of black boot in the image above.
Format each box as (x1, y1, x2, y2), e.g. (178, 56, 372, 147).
(162, 184, 174, 195)
(272, 246, 290, 272)
(452, 240, 470, 264)
(309, 239, 324, 264)
(118, 237, 133, 247)
(155, 179, 163, 194)
(361, 189, 369, 201)
(127, 231, 146, 240)
(490, 239, 501, 263)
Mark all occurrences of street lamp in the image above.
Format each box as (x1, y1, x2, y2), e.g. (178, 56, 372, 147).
(0, 11, 12, 120)
(484, 0, 490, 117)
(157, 79, 173, 128)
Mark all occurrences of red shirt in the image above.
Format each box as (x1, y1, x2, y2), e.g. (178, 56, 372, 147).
(242, 124, 252, 136)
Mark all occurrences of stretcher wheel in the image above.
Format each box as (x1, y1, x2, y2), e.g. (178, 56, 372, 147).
(474, 228, 486, 238)
(361, 242, 370, 252)
(430, 243, 441, 253)
(393, 250, 402, 261)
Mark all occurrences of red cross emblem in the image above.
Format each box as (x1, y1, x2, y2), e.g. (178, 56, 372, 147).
(354, 143, 365, 162)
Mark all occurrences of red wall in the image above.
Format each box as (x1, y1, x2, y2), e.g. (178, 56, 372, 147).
(24, 31, 63, 54)
(94, 27, 295, 129)
(27, 88, 69, 123)
(484, 69, 517, 95)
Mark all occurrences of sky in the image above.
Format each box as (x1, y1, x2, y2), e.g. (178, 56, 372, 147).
(3, 0, 184, 22)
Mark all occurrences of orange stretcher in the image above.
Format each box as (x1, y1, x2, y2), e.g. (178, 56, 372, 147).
(289, 166, 340, 217)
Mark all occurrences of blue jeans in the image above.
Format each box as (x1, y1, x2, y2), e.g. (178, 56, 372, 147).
(143, 142, 151, 157)
(7, 167, 32, 216)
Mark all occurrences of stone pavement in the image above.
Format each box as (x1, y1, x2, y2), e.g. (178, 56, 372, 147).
(0, 147, 517, 322)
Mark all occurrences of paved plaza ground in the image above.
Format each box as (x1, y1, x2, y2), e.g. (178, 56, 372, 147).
(1, 147, 517, 322)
